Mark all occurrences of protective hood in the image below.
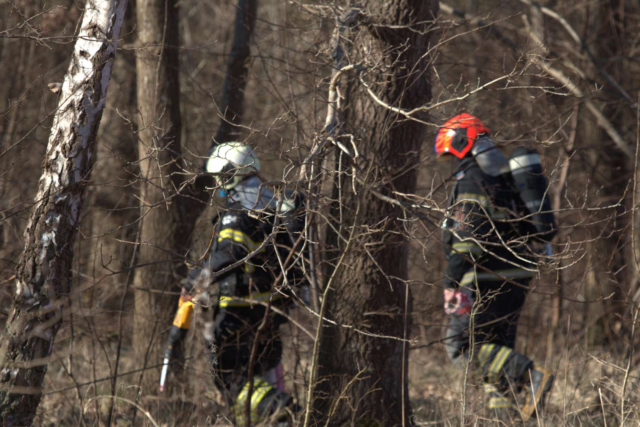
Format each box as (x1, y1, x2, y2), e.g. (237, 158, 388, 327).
(227, 176, 297, 213)
(227, 176, 277, 210)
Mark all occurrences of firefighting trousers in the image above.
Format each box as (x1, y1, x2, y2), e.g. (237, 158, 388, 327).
(209, 306, 293, 423)
(444, 278, 533, 392)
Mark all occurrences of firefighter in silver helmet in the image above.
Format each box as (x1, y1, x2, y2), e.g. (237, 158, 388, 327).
(163, 142, 304, 425)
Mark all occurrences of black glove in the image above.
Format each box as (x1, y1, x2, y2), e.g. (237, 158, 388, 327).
(164, 326, 187, 361)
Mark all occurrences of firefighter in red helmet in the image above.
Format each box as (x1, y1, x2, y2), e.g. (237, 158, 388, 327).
(435, 113, 555, 420)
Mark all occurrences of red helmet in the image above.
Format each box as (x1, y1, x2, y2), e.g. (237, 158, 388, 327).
(434, 113, 490, 159)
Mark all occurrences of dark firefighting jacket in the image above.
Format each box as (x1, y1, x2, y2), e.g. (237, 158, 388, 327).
(165, 177, 305, 358)
(442, 157, 536, 290)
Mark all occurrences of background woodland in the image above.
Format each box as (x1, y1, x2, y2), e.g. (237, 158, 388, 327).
(2, 0, 640, 425)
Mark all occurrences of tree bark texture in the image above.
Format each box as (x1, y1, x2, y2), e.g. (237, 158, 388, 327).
(133, 0, 261, 390)
(133, 0, 192, 392)
(0, 0, 128, 423)
(314, 2, 438, 426)
(213, 0, 258, 146)
(184, 0, 259, 242)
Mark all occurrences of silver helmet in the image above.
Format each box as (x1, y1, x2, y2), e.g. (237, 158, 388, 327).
(205, 142, 261, 190)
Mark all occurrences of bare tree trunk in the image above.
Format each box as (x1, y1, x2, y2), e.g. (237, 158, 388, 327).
(0, 0, 128, 423)
(313, 2, 438, 426)
(181, 0, 258, 238)
(132, 0, 259, 397)
(133, 0, 191, 393)
(180, 0, 259, 238)
(213, 0, 258, 145)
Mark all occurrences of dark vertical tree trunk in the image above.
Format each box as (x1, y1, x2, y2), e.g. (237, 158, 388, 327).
(0, 0, 128, 423)
(0, 27, 31, 312)
(132, 0, 260, 396)
(183, 0, 259, 233)
(1, 4, 49, 284)
(313, 2, 438, 426)
(213, 0, 258, 145)
(133, 0, 191, 392)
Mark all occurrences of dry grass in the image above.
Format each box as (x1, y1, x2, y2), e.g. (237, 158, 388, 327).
(30, 293, 640, 427)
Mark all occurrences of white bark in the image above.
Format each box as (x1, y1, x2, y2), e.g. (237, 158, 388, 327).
(0, 0, 128, 422)
(17, 0, 128, 299)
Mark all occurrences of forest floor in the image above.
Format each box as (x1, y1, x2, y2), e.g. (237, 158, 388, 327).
(32, 300, 640, 426)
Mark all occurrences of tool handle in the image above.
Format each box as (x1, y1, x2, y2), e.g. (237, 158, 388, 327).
(159, 358, 170, 392)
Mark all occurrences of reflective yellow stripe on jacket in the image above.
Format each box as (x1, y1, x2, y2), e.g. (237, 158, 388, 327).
(451, 241, 482, 256)
(488, 396, 513, 409)
(234, 377, 274, 424)
(218, 229, 263, 251)
(251, 381, 273, 416)
(478, 343, 495, 366)
(219, 291, 279, 308)
(218, 228, 264, 273)
(457, 193, 490, 207)
(488, 346, 512, 383)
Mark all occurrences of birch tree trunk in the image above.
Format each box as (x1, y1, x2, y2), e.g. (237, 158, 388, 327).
(314, 2, 438, 426)
(0, 0, 128, 423)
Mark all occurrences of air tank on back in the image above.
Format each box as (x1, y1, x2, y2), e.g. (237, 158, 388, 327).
(471, 136, 510, 177)
(508, 147, 557, 242)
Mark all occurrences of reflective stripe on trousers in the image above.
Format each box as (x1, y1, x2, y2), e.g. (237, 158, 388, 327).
(478, 343, 513, 383)
(476, 343, 532, 390)
(234, 376, 274, 424)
